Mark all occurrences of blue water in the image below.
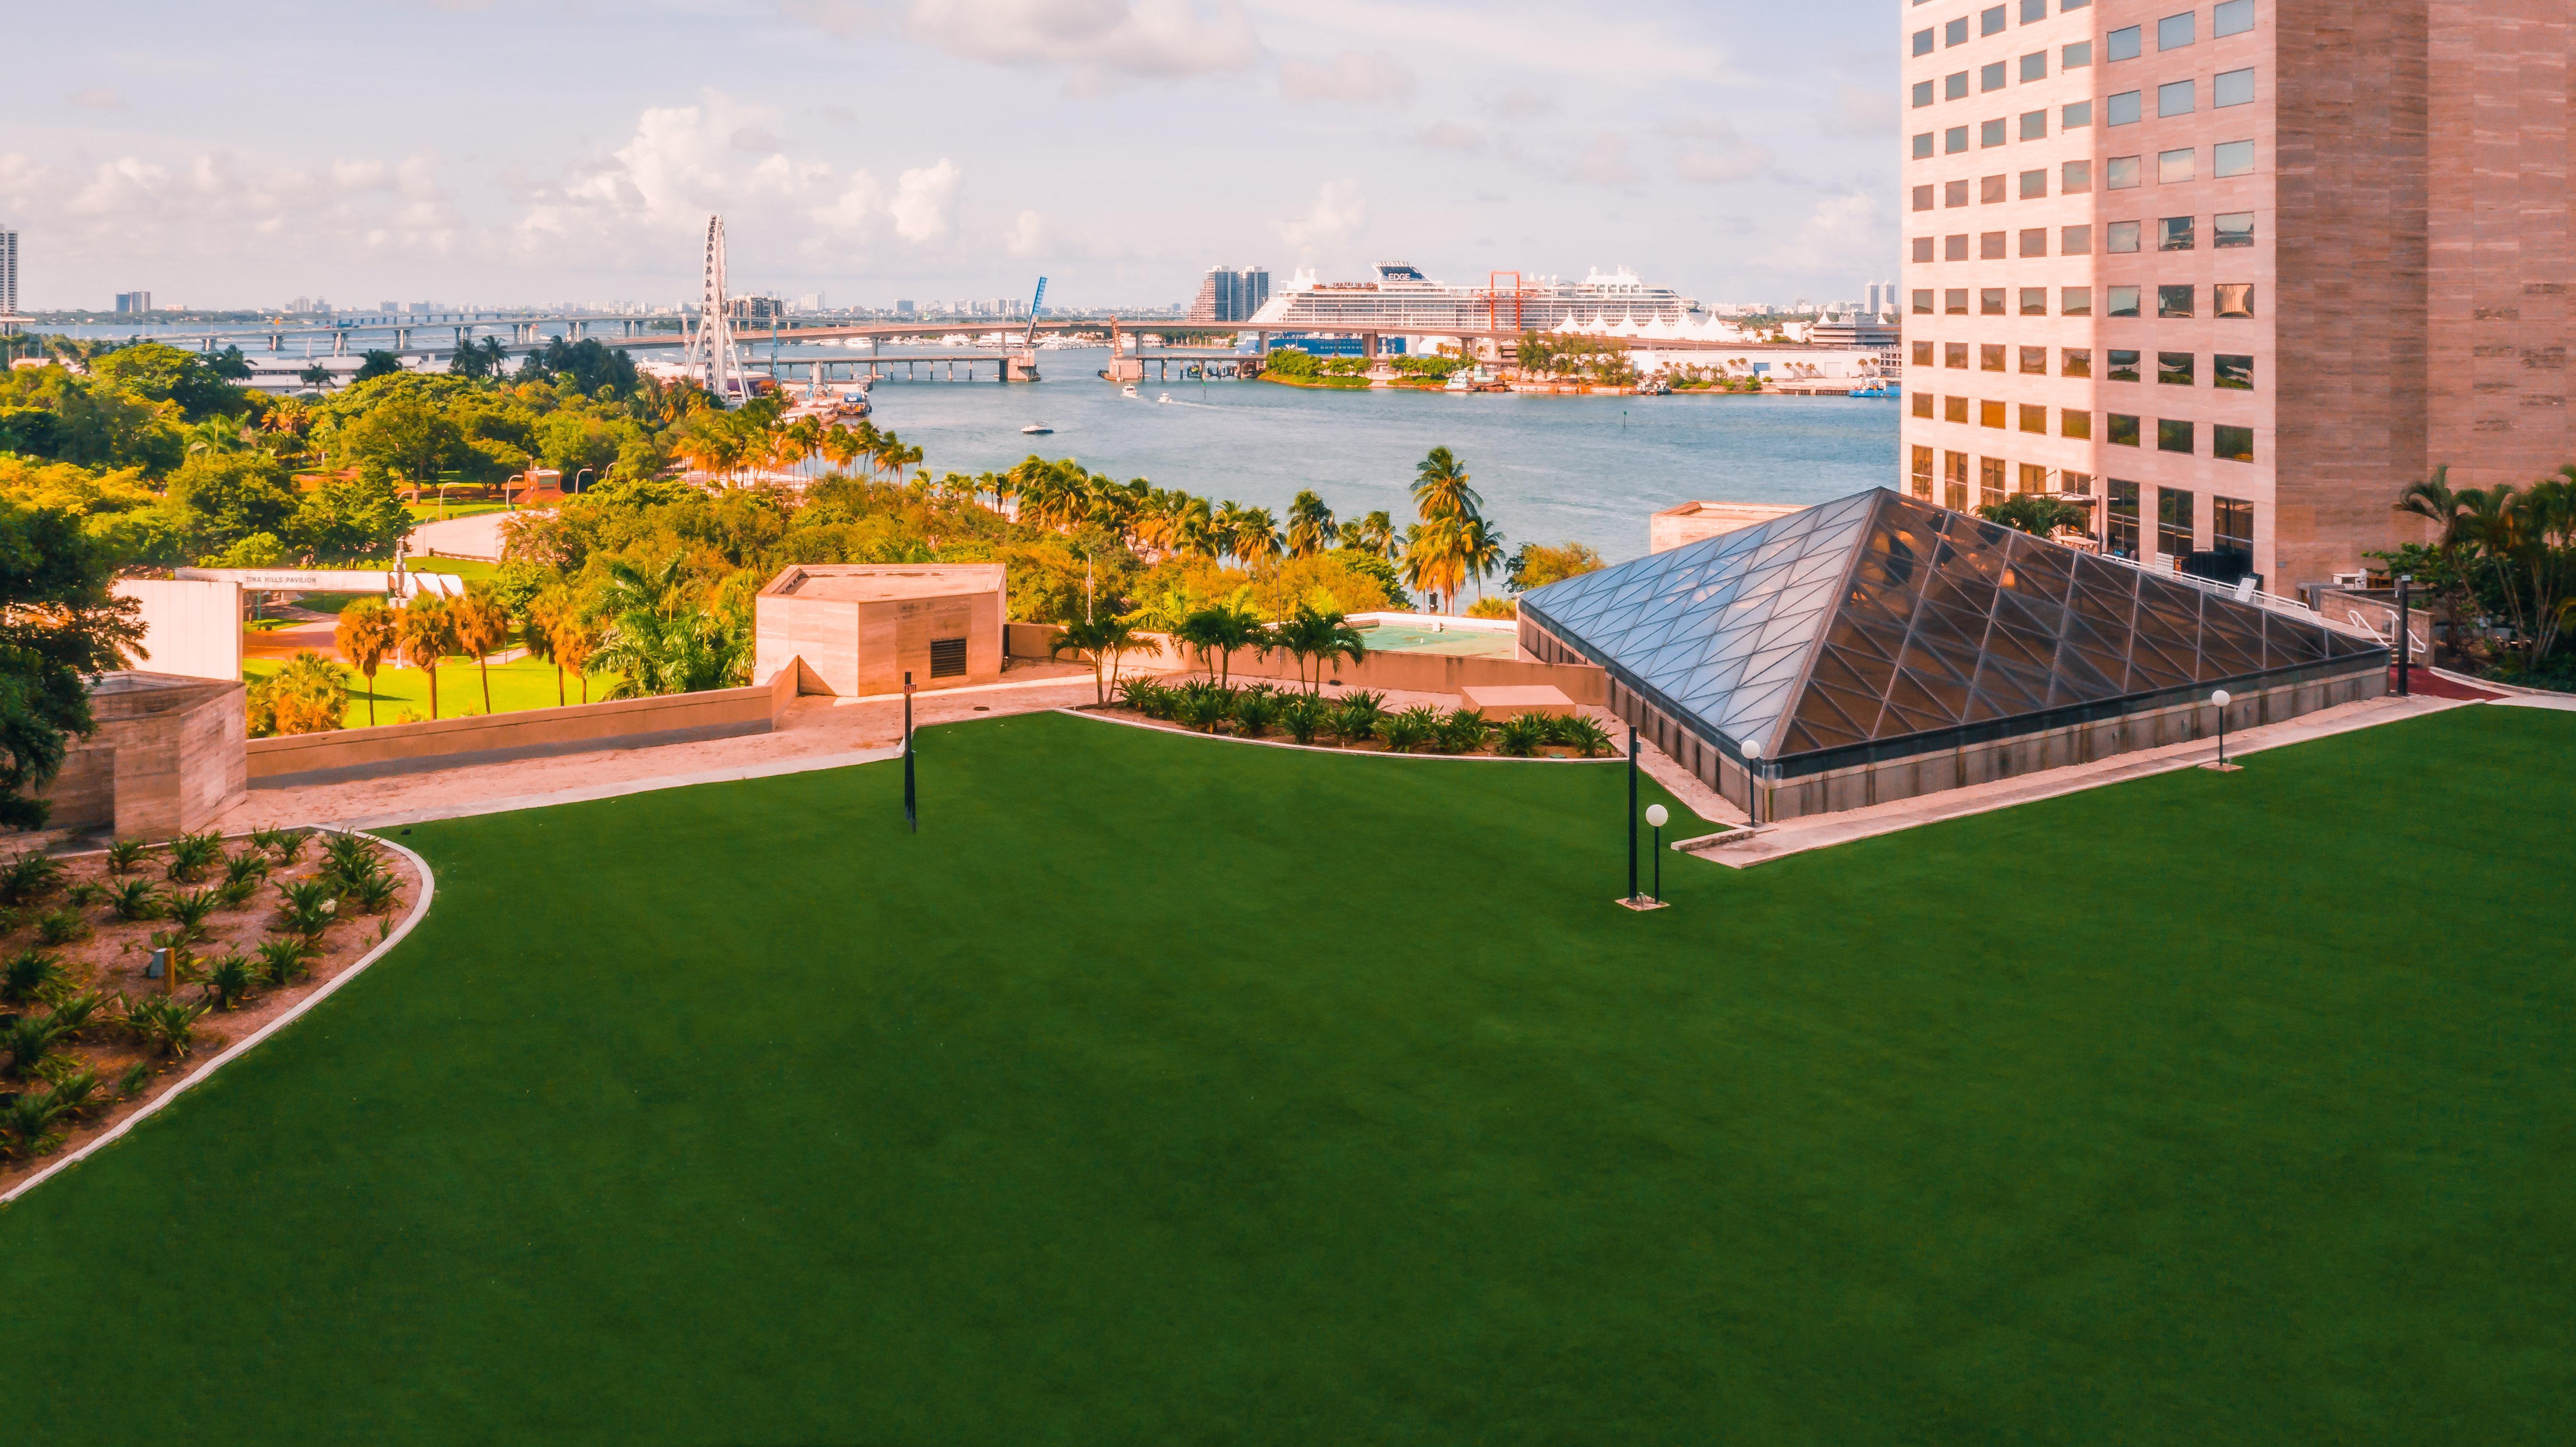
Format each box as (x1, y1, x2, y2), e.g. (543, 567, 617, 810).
(850, 347, 1898, 564)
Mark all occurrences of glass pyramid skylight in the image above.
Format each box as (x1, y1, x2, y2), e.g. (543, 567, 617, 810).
(1519, 488, 2384, 766)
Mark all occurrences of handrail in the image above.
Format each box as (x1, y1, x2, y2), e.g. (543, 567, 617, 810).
(2094, 549, 2325, 621)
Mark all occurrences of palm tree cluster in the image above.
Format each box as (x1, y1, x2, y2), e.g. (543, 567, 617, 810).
(669, 397, 923, 489)
(584, 555, 754, 699)
(2393, 466, 2576, 671)
(1401, 447, 1506, 613)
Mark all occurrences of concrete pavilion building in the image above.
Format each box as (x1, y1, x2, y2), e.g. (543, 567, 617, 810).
(752, 564, 1006, 698)
(1899, 0, 2575, 590)
(1518, 488, 2386, 820)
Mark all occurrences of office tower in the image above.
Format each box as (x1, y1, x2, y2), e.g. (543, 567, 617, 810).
(1186, 266, 1273, 323)
(1899, 0, 2574, 586)
(0, 226, 17, 315)
(114, 290, 152, 314)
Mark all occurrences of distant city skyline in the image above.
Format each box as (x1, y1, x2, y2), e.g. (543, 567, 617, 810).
(0, 0, 1897, 312)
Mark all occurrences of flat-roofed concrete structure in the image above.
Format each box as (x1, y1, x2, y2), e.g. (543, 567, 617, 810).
(37, 672, 247, 839)
(753, 564, 1007, 697)
(1649, 501, 1810, 554)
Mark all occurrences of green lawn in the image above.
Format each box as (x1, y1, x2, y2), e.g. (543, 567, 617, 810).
(4, 707, 2571, 1442)
(245, 653, 620, 727)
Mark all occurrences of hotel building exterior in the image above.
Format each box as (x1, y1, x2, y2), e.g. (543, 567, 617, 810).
(1899, 0, 2573, 587)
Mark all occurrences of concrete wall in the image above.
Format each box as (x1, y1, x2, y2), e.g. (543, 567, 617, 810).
(40, 672, 247, 838)
(114, 578, 242, 682)
(246, 666, 797, 788)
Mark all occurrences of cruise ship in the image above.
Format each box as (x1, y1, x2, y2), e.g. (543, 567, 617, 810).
(1243, 263, 1697, 335)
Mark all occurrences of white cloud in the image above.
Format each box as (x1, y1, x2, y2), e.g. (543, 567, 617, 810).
(889, 158, 963, 242)
(0, 147, 466, 280)
(1765, 192, 1886, 270)
(1418, 121, 1485, 153)
(1277, 178, 1365, 256)
(507, 93, 955, 264)
(1491, 87, 1554, 119)
(1278, 49, 1413, 104)
(849, 0, 1265, 91)
(69, 87, 125, 110)
(1004, 208, 1049, 257)
(1252, 0, 1727, 83)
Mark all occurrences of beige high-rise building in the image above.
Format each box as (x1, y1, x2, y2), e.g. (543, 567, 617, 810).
(1898, 0, 2572, 588)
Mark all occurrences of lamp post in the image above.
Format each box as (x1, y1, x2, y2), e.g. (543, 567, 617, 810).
(902, 671, 917, 833)
(1626, 724, 1641, 905)
(2210, 688, 2235, 770)
(1645, 804, 1668, 903)
(1742, 739, 1765, 826)
(2394, 574, 2411, 697)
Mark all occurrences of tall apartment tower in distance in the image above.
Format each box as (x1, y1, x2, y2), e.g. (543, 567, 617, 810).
(1185, 266, 1272, 323)
(0, 225, 18, 317)
(1899, 0, 2574, 588)
(114, 290, 152, 315)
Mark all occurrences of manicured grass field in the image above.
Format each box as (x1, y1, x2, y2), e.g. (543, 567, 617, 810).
(247, 653, 619, 728)
(4, 707, 2570, 1442)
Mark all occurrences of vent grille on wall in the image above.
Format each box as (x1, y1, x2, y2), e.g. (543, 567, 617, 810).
(929, 638, 968, 678)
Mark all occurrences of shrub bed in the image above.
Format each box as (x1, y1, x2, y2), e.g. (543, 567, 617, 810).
(1102, 677, 1613, 758)
(0, 828, 422, 1185)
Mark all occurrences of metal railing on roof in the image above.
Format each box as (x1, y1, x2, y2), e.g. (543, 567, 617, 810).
(2089, 548, 2373, 633)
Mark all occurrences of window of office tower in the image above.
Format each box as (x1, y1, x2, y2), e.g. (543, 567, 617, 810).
(2108, 480, 2141, 555)
(2157, 487, 2195, 554)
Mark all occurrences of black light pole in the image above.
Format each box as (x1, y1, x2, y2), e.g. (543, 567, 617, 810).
(2394, 574, 2412, 697)
(902, 670, 917, 833)
(1625, 725, 1640, 904)
(1646, 804, 1668, 903)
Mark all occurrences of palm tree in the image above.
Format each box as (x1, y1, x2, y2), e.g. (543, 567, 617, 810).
(1266, 604, 1367, 692)
(1455, 514, 1506, 603)
(1339, 510, 1398, 560)
(551, 612, 602, 704)
(1411, 446, 1482, 523)
(1211, 501, 1248, 563)
(333, 598, 396, 727)
(1050, 615, 1156, 703)
(393, 598, 456, 720)
(1232, 506, 1283, 562)
(449, 583, 512, 715)
(1403, 516, 1468, 613)
(1286, 491, 1335, 557)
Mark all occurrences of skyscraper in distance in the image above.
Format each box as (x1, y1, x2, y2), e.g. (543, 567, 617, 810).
(0, 225, 18, 316)
(1898, 0, 2573, 587)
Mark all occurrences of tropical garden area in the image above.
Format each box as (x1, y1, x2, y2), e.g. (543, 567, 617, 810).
(1, 702, 2568, 1442)
(0, 827, 416, 1173)
(2386, 467, 2576, 691)
(0, 331, 1607, 737)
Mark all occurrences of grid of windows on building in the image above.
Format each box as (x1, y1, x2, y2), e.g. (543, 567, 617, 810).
(1901, 0, 2268, 562)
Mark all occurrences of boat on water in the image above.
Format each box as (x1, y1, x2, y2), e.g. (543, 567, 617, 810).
(1847, 382, 1901, 399)
(1121, 384, 1139, 399)
(1157, 393, 1172, 403)
(1249, 262, 1696, 333)
(1021, 423, 1053, 435)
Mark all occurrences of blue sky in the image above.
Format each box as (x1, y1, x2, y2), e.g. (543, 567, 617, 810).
(3, 0, 1899, 312)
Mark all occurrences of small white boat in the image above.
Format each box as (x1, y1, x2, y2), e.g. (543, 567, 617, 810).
(1021, 423, 1053, 435)
(1157, 392, 1172, 403)
(1121, 384, 1139, 399)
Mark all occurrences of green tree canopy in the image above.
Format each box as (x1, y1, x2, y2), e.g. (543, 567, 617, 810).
(0, 502, 145, 827)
